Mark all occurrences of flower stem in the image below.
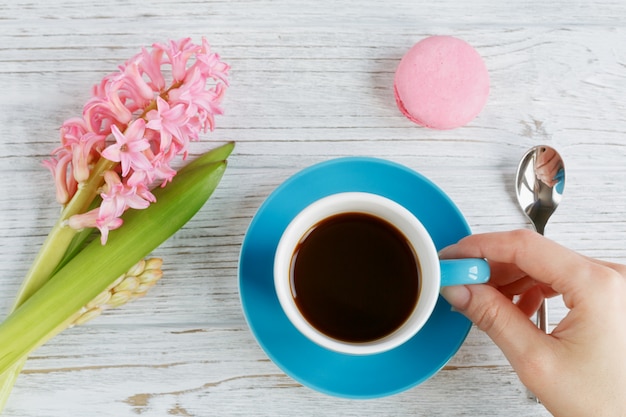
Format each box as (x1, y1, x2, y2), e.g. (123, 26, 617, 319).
(12, 157, 115, 310)
(0, 364, 22, 412)
(1, 157, 115, 411)
(0, 313, 80, 411)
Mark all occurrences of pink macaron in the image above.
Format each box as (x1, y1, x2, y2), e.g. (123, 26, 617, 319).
(394, 36, 489, 130)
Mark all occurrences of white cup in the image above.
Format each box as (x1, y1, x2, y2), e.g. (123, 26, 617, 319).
(274, 192, 489, 355)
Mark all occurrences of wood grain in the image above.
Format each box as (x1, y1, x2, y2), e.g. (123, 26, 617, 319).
(1, 0, 625, 415)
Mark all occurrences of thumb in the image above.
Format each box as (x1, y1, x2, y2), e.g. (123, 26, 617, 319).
(441, 284, 547, 371)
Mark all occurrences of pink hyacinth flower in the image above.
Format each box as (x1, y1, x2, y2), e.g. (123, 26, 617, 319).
(101, 120, 153, 177)
(45, 37, 229, 243)
(145, 97, 189, 153)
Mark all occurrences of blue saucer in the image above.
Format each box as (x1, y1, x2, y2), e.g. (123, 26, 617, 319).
(239, 157, 473, 399)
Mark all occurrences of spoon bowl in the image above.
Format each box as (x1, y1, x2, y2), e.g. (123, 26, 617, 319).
(516, 146, 565, 235)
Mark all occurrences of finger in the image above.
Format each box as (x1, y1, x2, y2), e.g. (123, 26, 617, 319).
(441, 283, 548, 372)
(514, 286, 545, 318)
(467, 260, 556, 298)
(439, 230, 593, 308)
(499, 278, 559, 300)
(498, 275, 537, 297)
(587, 257, 626, 277)
(538, 282, 560, 299)
(484, 261, 526, 287)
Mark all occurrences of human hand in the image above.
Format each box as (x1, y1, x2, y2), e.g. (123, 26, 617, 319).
(439, 230, 626, 417)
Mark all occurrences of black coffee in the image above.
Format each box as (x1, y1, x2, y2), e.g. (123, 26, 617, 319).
(290, 212, 420, 343)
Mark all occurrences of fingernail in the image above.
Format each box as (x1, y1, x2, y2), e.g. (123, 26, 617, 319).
(440, 285, 471, 310)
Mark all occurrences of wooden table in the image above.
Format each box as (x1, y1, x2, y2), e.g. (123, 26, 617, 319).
(1, 1, 625, 415)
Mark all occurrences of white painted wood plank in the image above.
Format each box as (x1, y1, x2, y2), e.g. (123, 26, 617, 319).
(0, 0, 625, 415)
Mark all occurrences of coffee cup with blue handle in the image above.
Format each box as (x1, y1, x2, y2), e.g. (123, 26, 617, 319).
(274, 192, 490, 355)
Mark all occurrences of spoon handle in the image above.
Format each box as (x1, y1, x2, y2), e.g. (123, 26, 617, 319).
(536, 227, 548, 334)
(534, 231, 548, 404)
(531, 301, 549, 404)
(537, 300, 548, 333)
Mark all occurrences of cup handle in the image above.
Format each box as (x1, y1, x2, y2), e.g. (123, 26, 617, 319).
(439, 259, 490, 287)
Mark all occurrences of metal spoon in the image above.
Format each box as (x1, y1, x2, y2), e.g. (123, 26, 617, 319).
(515, 145, 565, 402)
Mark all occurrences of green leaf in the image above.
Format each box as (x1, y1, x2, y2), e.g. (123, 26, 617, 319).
(0, 146, 231, 374)
(188, 141, 235, 167)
